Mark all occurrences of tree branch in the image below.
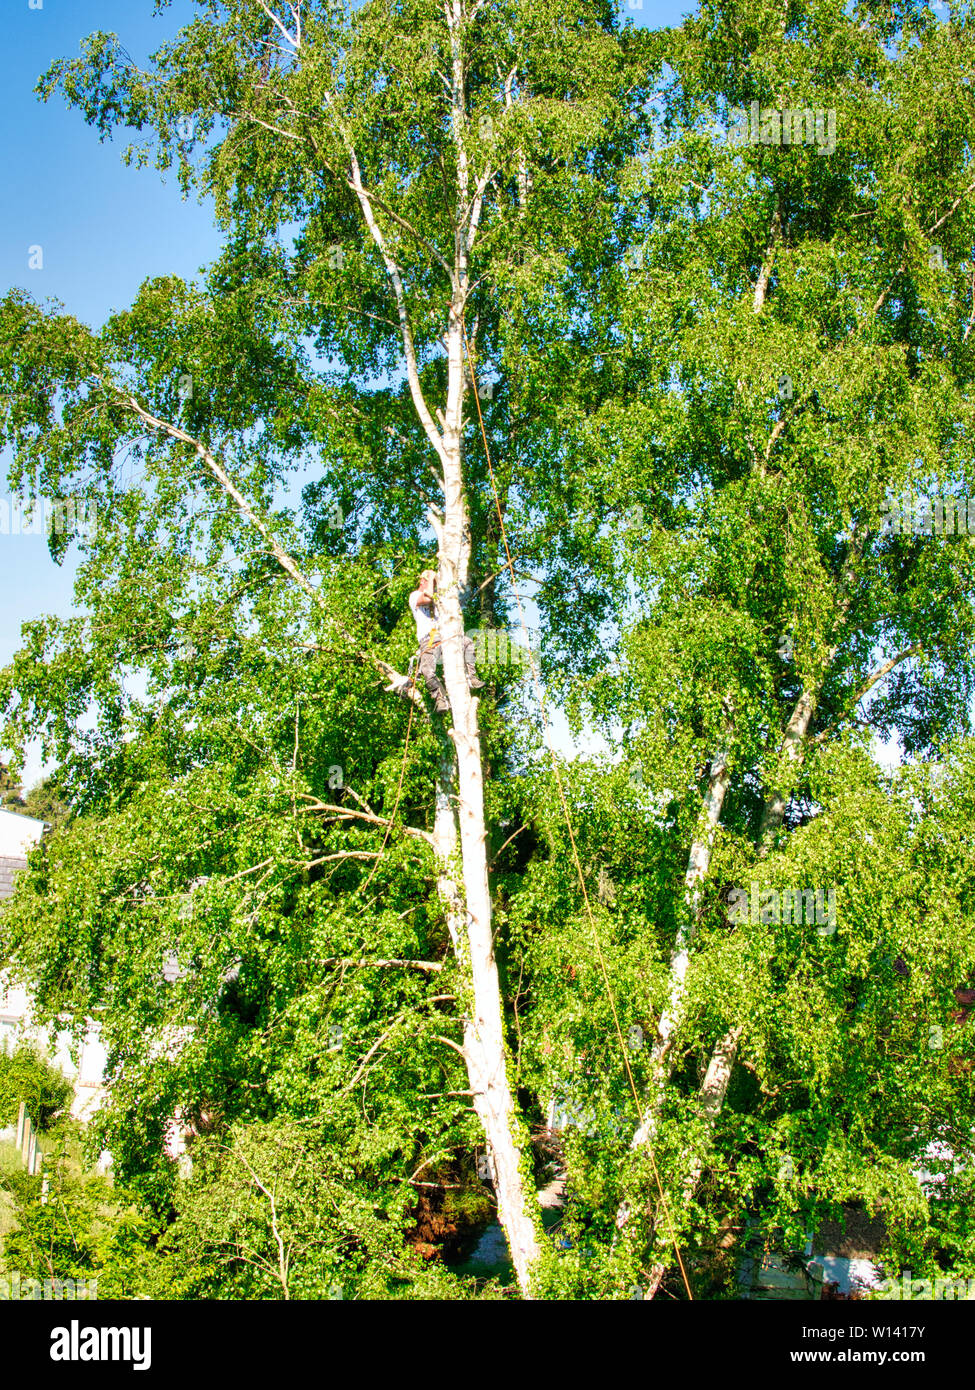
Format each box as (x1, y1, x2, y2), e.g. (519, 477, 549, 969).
(315, 957, 444, 972)
(303, 851, 380, 866)
(808, 644, 921, 747)
(254, 0, 300, 51)
(339, 140, 447, 468)
(872, 179, 975, 317)
(753, 201, 782, 314)
(343, 1014, 406, 1091)
(233, 1147, 291, 1299)
(296, 796, 434, 846)
(114, 391, 421, 699)
(347, 181, 453, 279)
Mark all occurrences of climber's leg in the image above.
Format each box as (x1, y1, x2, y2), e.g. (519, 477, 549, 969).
(464, 636, 485, 689)
(418, 641, 449, 711)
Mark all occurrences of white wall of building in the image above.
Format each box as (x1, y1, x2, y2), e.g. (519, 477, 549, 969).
(0, 809, 45, 858)
(0, 808, 107, 1125)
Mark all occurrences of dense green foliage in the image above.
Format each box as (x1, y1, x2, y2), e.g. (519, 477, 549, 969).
(0, 1045, 73, 1131)
(0, 1158, 167, 1298)
(0, 0, 973, 1297)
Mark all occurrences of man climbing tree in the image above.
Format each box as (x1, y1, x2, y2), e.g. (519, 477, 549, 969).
(408, 569, 483, 712)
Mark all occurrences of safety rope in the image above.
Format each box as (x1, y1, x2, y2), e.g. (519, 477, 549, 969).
(463, 326, 694, 1301)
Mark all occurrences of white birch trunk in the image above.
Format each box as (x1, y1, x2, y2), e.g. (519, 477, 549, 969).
(614, 750, 730, 1244)
(360, 2, 544, 1293)
(623, 237, 841, 1282)
(430, 673, 541, 1297)
(756, 688, 817, 849)
(620, 748, 731, 1178)
(431, 280, 541, 1294)
(324, 0, 543, 1293)
(637, 686, 818, 1291)
(641, 1024, 744, 1299)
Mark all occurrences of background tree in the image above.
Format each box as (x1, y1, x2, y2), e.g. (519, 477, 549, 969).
(0, 1044, 72, 1132)
(530, 0, 975, 1296)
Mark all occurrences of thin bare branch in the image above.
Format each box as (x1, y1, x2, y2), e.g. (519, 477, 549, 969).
(315, 957, 444, 973)
(809, 644, 921, 747)
(343, 1014, 406, 1091)
(304, 851, 380, 866)
(115, 392, 419, 696)
(872, 179, 975, 317)
(295, 797, 435, 846)
(344, 146, 448, 466)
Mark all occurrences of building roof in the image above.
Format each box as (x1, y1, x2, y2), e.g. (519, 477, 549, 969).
(0, 808, 45, 859)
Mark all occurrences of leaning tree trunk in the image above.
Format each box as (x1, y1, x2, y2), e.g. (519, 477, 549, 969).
(616, 744, 732, 1244)
(755, 686, 818, 850)
(643, 748, 731, 1117)
(636, 683, 822, 1293)
(618, 218, 796, 1276)
(428, 666, 541, 1297)
(641, 1024, 744, 1299)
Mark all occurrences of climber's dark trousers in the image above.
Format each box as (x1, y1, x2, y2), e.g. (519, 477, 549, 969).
(418, 636, 478, 702)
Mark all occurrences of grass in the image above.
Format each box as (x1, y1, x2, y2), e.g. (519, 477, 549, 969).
(0, 1148, 19, 1249)
(0, 1139, 24, 1174)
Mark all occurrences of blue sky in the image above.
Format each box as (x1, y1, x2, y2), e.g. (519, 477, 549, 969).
(0, 0, 718, 787)
(2, 0, 217, 784)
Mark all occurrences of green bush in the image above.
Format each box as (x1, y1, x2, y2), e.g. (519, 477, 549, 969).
(0, 1045, 73, 1132)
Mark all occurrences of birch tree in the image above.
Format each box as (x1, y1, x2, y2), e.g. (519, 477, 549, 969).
(2, 0, 645, 1295)
(562, 0, 975, 1295)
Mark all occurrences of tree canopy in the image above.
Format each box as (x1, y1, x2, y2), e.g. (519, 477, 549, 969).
(1, 0, 974, 1300)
